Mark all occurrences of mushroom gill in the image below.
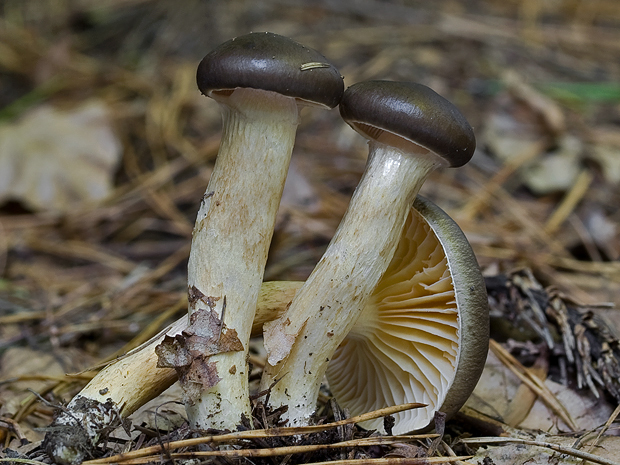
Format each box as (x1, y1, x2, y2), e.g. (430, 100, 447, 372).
(326, 204, 459, 433)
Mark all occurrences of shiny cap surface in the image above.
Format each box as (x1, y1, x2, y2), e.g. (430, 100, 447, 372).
(339, 80, 475, 167)
(197, 32, 344, 109)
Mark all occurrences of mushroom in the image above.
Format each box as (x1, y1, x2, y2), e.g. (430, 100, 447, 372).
(44, 194, 486, 463)
(45, 32, 343, 463)
(260, 80, 476, 427)
(43, 281, 302, 465)
(326, 196, 488, 433)
(167, 32, 343, 432)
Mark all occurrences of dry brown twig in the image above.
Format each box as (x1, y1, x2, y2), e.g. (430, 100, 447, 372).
(87, 437, 459, 464)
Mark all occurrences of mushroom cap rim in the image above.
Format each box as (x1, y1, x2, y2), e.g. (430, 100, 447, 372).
(339, 80, 476, 167)
(197, 32, 344, 109)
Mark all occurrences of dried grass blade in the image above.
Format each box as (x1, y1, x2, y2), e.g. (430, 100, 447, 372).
(544, 170, 593, 234)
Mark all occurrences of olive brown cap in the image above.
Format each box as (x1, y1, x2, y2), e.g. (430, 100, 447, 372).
(197, 32, 344, 109)
(339, 80, 476, 167)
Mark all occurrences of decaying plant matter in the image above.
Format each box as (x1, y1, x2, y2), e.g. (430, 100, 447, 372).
(487, 268, 620, 403)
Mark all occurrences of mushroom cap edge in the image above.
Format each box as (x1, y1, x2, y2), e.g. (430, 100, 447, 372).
(197, 32, 344, 109)
(339, 80, 476, 167)
(413, 195, 489, 425)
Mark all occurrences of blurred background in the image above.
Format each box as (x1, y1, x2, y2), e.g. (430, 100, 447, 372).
(0, 0, 619, 452)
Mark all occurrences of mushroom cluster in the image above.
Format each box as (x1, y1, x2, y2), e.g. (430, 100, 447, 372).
(45, 32, 489, 465)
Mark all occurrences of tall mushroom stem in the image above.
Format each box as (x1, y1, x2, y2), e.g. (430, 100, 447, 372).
(261, 141, 441, 424)
(166, 31, 343, 432)
(43, 281, 301, 465)
(44, 33, 343, 457)
(180, 88, 299, 431)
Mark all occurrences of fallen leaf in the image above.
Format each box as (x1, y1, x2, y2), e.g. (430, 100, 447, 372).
(0, 101, 121, 212)
(467, 349, 614, 433)
(384, 443, 427, 458)
(482, 108, 545, 165)
(472, 434, 620, 465)
(590, 142, 620, 184)
(521, 135, 582, 194)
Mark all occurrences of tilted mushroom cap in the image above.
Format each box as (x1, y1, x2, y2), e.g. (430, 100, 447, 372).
(326, 196, 489, 434)
(197, 32, 344, 109)
(339, 81, 476, 167)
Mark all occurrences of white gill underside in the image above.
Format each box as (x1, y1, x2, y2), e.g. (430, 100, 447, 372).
(326, 207, 459, 434)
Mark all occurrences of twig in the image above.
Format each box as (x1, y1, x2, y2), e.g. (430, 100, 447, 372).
(0, 459, 50, 465)
(0, 417, 28, 445)
(278, 458, 472, 465)
(95, 436, 442, 464)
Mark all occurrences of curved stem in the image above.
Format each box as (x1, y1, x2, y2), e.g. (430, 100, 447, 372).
(260, 141, 439, 425)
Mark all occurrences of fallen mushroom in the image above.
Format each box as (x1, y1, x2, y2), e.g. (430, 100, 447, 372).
(326, 196, 488, 433)
(44, 32, 343, 463)
(260, 80, 477, 427)
(165, 32, 343, 433)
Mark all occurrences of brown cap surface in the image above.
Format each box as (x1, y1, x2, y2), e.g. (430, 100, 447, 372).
(339, 80, 476, 167)
(197, 32, 344, 109)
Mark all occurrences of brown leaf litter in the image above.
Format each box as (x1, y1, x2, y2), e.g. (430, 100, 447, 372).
(1, 1, 620, 464)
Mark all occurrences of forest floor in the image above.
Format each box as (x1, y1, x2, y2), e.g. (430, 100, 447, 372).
(1, 1, 620, 464)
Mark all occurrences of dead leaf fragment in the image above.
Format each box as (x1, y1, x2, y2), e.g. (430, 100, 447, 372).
(590, 143, 620, 184)
(468, 349, 614, 433)
(384, 443, 427, 458)
(154, 306, 243, 404)
(521, 135, 582, 194)
(482, 92, 550, 165)
(0, 101, 121, 212)
(155, 307, 243, 368)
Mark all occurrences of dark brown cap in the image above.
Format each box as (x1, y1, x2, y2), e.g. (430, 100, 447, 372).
(197, 32, 344, 109)
(339, 81, 476, 167)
